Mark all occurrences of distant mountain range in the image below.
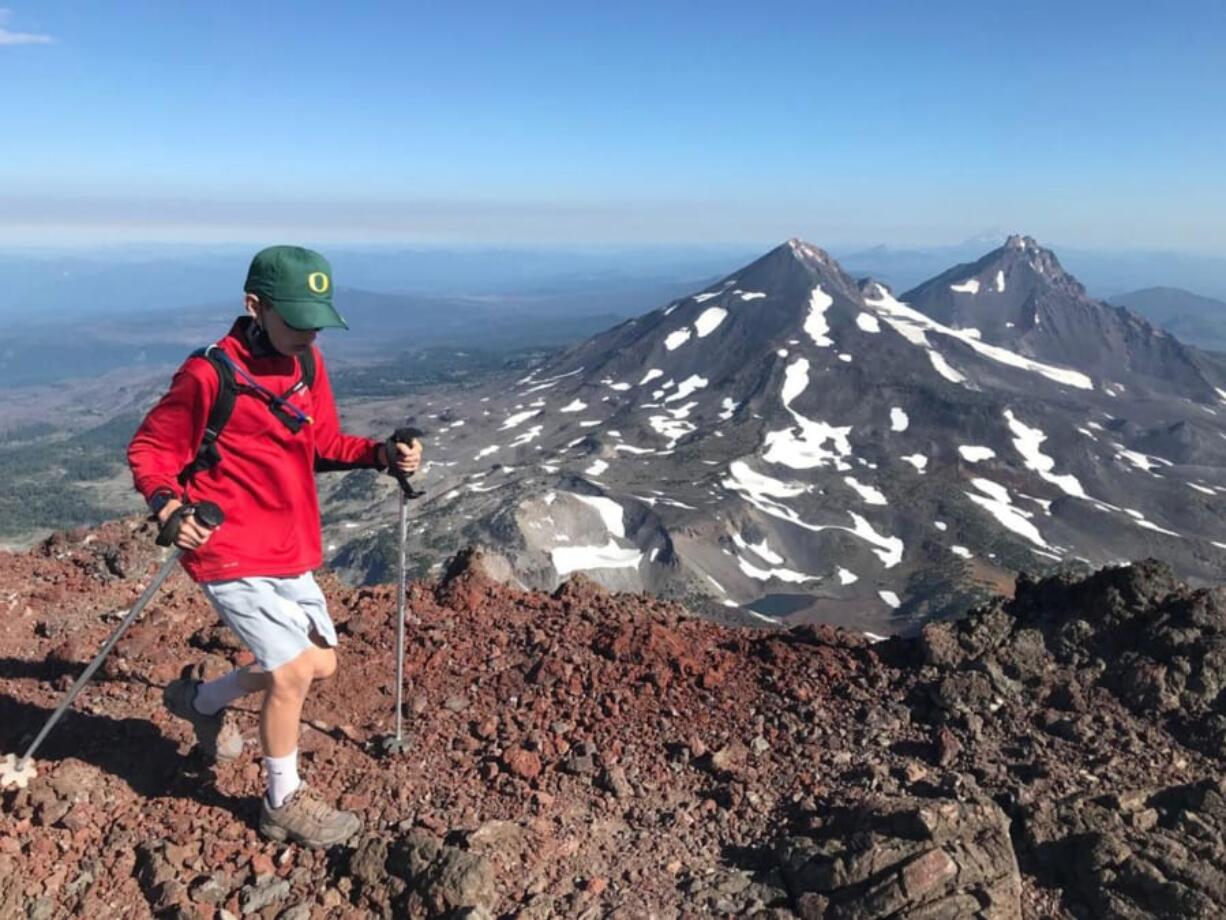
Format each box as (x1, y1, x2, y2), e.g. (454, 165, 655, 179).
(0, 246, 756, 322)
(0, 282, 690, 388)
(6, 242, 1224, 388)
(322, 236, 1226, 635)
(1107, 287, 1226, 353)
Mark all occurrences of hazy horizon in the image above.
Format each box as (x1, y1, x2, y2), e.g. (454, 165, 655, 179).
(3, 235, 1225, 261)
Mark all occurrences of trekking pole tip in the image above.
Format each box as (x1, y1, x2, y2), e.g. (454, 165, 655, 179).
(0, 752, 38, 790)
(377, 735, 410, 758)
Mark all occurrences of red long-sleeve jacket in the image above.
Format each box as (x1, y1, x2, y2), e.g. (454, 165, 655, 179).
(128, 319, 381, 583)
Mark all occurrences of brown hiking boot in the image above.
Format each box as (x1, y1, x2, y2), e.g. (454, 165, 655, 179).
(162, 677, 244, 761)
(259, 783, 362, 848)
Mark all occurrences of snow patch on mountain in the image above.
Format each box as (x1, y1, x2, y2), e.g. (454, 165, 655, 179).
(517, 366, 584, 394)
(966, 478, 1051, 549)
(665, 375, 709, 403)
(864, 284, 1092, 390)
(927, 350, 967, 384)
(732, 532, 783, 564)
(761, 358, 854, 471)
(500, 409, 542, 430)
(1115, 447, 1173, 474)
(722, 461, 904, 568)
(552, 542, 642, 577)
(1005, 410, 1088, 498)
(664, 329, 692, 351)
(856, 313, 881, 334)
(509, 425, 543, 448)
(646, 396, 699, 448)
(844, 476, 888, 505)
(736, 556, 819, 583)
(804, 286, 835, 347)
(959, 445, 996, 463)
(694, 307, 728, 337)
(570, 493, 626, 537)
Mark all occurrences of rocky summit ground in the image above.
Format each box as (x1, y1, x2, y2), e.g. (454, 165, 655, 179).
(2, 518, 1226, 919)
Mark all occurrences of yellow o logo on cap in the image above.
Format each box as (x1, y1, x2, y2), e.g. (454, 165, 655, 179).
(307, 272, 330, 294)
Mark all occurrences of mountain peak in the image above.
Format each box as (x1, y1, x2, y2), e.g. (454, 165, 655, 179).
(784, 237, 837, 270)
(899, 236, 1218, 396)
(999, 233, 1070, 277)
(705, 237, 861, 305)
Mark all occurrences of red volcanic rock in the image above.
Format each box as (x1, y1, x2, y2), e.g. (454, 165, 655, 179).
(434, 546, 522, 614)
(2, 532, 1226, 918)
(502, 748, 542, 781)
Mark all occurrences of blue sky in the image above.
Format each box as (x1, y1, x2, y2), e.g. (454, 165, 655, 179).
(1, 1, 1224, 249)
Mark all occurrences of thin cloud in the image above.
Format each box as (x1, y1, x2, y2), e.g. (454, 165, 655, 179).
(0, 8, 54, 46)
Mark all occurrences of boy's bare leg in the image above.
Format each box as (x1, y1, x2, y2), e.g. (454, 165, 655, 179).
(197, 629, 331, 721)
(190, 665, 268, 715)
(260, 644, 336, 757)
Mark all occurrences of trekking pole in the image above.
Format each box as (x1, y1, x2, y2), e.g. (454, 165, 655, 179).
(0, 501, 224, 790)
(379, 427, 424, 758)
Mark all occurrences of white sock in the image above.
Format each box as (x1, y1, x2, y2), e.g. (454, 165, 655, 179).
(265, 751, 301, 808)
(193, 670, 248, 716)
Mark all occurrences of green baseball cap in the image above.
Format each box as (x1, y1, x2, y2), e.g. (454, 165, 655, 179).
(244, 245, 349, 330)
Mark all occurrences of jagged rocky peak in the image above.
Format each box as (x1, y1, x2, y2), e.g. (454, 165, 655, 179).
(900, 233, 1090, 332)
(996, 232, 1083, 293)
(942, 232, 1082, 298)
(902, 233, 1220, 397)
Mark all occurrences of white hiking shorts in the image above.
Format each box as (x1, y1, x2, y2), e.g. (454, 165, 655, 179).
(200, 573, 338, 672)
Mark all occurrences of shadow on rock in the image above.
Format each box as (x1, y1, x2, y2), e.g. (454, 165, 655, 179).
(0, 694, 250, 822)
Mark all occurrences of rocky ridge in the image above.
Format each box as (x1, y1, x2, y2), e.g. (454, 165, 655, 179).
(2, 519, 1226, 918)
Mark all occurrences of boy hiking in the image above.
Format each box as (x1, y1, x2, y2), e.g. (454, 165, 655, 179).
(128, 245, 421, 848)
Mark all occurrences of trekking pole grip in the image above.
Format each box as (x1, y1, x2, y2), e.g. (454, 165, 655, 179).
(387, 427, 425, 499)
(156, 501, 226, 547)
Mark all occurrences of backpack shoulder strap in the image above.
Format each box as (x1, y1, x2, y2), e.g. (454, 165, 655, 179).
(178, 345, 314, 484)
(178, 345, 237, 485)
(298, 348, 316, 390)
